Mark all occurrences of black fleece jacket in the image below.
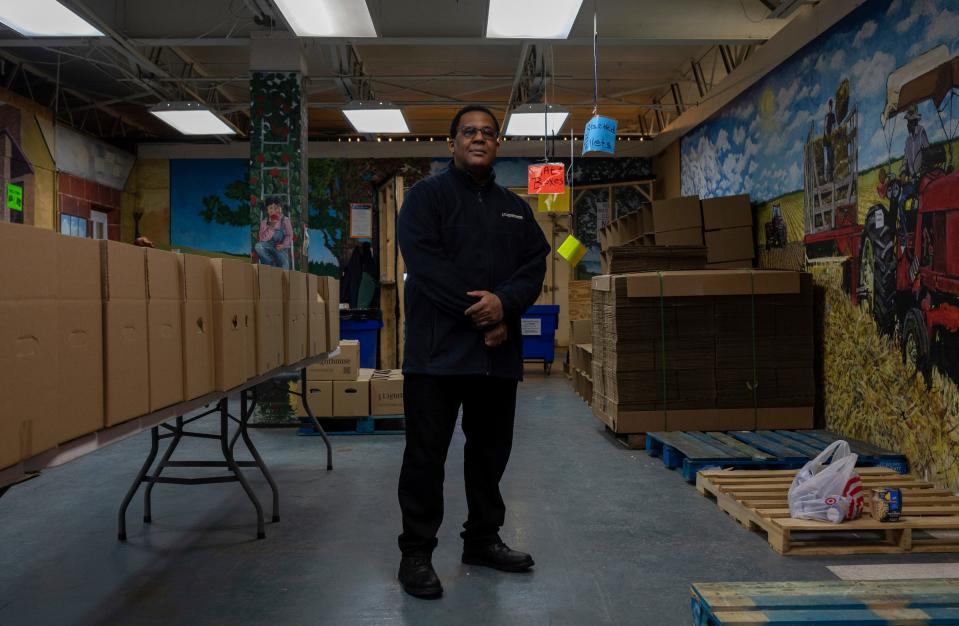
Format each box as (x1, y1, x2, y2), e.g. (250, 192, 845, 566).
(397, 162, 550, 380)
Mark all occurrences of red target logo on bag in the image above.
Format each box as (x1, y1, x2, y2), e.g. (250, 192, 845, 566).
(842, 475, 864, 519)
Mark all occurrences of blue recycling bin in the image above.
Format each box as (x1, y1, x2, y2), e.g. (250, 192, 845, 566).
(340, 312, 383, 369)
(521, 304, 559, 374)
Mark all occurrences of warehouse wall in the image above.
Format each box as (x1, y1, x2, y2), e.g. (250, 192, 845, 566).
(678, 0, 959, 487)
(653, 141, 681, 200)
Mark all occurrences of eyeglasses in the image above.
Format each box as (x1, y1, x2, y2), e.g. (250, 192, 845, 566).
(458, 126, 498, 140)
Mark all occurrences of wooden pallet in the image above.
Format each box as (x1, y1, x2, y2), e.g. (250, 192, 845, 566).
(696, 467, 959, 555)
(604, 426, 645, 450)
(297, 415, 405, 436)
(690, 580, 959, 625)
(647, 430, 908, 482)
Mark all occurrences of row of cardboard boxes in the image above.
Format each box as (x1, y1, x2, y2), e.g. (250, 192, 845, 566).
(599, 194, 755, 272)
(1, 222, 341, 472)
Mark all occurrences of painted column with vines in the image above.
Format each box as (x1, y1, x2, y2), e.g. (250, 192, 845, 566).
(249, 71, 309, 271)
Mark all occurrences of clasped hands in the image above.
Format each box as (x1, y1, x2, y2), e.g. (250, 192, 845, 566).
(465, 290, 507, 348)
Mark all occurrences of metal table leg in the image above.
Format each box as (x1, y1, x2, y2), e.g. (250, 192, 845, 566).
(118, 426, 160, 541)
(143, 416, 184, 523)
(300, 368, 333, 471)
(220, 398, 266, 539)
(240, 389, 280, 522)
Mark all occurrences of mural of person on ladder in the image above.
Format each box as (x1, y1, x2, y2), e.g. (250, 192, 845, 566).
(255, 197, 293, 268)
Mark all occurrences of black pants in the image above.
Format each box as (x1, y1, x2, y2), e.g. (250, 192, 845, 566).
(397, 374, 518, 556)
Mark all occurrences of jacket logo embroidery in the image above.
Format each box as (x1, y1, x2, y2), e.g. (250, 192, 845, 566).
(501, 212, 524, 220)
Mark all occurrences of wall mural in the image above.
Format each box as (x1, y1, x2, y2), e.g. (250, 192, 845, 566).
(680, 0, 959, 488)
(171, 157, 432, 276)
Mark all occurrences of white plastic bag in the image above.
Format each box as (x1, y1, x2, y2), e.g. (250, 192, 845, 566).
(788, 440, 864, 523)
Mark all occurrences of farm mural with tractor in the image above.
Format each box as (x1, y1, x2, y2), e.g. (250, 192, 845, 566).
(681, 0, 959, 489)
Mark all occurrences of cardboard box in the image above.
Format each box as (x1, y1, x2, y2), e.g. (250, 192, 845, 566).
(333, 369, 371, 417)
(708, 260, 754, 269)
(570, 319, 591, 346)
(652, 196, 702, 233)
(705, 226, 755, 263)
(283, 271, 309, 365)
(179, 254, 214, 401)
(101, 241, 150, 427)
(212, 258, 254, 391)
(146, 248, 184, 411)
(307, 274, 328, 357)
(307, 339, 359, 380)
(655, 227, 703, 246)
(302, 380, 333, 418)
(371, 369, 404, 416)
(701, 194, 753, 231)
(756, 407, 814, 430)
(319, 276, 340, 348)
(56, 234, 103, 444)
(254, 264, 285, 375)
(0, 223, 59, 466)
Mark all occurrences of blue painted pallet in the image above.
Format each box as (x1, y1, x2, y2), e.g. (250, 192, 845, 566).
(691, 580, 959, 625)
(297, 415, 405, 436)
(646, 430, 908, 483)
(646, 431, 797, 482)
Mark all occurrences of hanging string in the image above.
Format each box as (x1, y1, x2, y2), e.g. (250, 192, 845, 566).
(592, 6, 599, 116)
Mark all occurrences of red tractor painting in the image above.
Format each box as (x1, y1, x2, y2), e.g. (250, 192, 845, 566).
(858, 46, 959, 387)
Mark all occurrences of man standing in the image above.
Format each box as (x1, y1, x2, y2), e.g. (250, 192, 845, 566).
(396, 105, 550, 599)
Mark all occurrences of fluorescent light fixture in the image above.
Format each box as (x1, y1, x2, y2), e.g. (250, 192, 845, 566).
(149, 102, 236, 136)
(273, 0, 377, 37)
(341, 102, 409, 134)
(0, 0, 103, 37)
(486, 0, 583, 39)
(504, 104, 569, 137)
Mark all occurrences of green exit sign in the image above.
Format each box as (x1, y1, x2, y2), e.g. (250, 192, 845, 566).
(6, 183, 22, 212)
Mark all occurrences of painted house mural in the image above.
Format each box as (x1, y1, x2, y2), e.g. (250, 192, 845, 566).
(680, 0, 959, 488)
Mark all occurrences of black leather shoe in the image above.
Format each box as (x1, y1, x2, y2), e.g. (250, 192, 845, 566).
(462, 542, 534, 572)
(398, 555, 443, 599)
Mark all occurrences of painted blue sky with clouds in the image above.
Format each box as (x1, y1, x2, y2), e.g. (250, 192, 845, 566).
(681, 0, 959, 203)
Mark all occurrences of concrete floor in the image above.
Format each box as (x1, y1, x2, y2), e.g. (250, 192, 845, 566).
(1, 369, 957, 626)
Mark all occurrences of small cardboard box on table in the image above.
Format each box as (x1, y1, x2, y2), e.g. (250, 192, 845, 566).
(179, 254, 215, 400)
(0, 223, 59, 468)
(307, 274, 328, 357)
(56, 234, 103, 444)
(146, 248, 184, 411)
(211, 258, 255, 392)
(101, 240, 150, 427)
(254, 264, 285, 375)
(283, 270, 308, 365)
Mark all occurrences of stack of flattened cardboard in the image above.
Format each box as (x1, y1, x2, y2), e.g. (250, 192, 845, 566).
(370, 369, 404, 416)
(591, 269, 813, 435)
(702, 195, 755, 269)
(601, 244, 707, 275)
(567, 319, 593, 405)
(652, 196, 703, 246)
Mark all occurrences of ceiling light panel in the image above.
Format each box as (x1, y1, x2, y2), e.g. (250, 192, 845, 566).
(342, 105, 409, 134)
(149, 103, 235, 135)
(486, 0, 583, 39)
(504, 107, 570, 136)
(273, 0, 377, 37)
(0, 0, 103, 37)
